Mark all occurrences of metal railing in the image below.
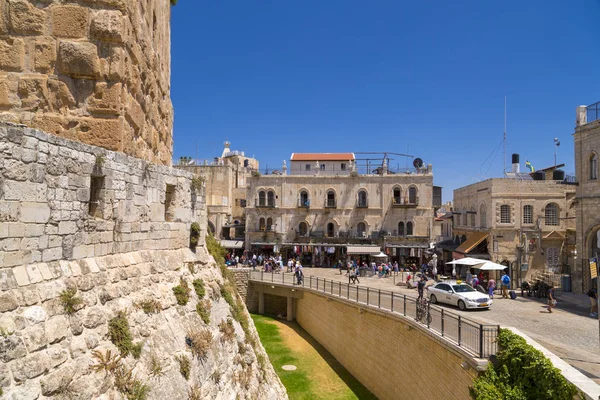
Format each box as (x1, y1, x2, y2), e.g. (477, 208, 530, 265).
(325, 199, 337, 208)
(249, 271, 500, 358)
(588, 102, 600, 124)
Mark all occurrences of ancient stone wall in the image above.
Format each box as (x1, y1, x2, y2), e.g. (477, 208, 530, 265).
(0, 246, 287, 399)
(0, 0, 174, 165)
(0, 121, 201, 272)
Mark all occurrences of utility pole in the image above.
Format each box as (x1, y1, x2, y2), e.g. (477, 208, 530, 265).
(503, 96, 507, 177)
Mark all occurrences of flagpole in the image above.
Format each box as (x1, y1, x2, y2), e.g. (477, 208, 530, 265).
(503, 96, 507, 177)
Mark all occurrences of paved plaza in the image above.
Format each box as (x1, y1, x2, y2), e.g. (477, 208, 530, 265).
(258, 267, 600, 383)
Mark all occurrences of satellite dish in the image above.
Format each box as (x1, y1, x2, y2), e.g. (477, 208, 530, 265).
(413, 158, 423, 169)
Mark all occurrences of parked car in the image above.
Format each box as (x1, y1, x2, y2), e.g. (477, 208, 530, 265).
(428, 282, 492, 310)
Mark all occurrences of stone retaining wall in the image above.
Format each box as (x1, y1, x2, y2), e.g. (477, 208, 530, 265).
(0, 247, 287, 399)
(0, 121, 205, 274)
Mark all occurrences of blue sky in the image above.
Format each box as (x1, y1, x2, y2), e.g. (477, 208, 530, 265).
(170, 1, 600, 202)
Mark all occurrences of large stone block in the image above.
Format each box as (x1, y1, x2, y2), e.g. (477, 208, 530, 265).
(58, 41, 100, 78)
(75, 116, 123, 151)
(9, 0, 46, 35)
(48, 78, 76, 111)
(34, 37, 57, 72)
(87, 82, 122, 115)
(52, 5, 89, 38)
(18, 75, 49, 112)
(90, 10, 124, 42)
(20, 202, 51, 223)
(0, 38, 24, 71)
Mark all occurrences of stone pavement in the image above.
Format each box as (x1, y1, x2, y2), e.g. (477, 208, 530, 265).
(291, 267, 600, 384)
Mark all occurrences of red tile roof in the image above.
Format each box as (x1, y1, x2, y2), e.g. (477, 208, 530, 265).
(290, 153, 355, 161)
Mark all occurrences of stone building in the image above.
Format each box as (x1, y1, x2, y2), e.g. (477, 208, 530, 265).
(177, 141, 259, 250)
(245, 153, 439, 267)
(0, 0, 174, 165)
(574, 103, 600, 293)
(452, 159, 576, 287)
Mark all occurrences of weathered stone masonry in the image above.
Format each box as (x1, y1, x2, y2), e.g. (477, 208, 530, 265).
(0, 121, 202, 274)
(0, 0, 174, 165)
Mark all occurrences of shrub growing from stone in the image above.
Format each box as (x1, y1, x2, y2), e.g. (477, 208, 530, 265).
(59, 288, 83, 315)
(172, 278, 190, 305)
(175, 354, 191, 380)
(192, 279, 205, 298)
(196, 299, 211, 324)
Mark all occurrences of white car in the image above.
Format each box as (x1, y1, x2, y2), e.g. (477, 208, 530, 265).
(428, 282, 492, 310)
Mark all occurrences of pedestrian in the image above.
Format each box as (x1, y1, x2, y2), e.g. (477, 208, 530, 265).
(500, 271, 511, 299)
(471, 275, 479, 288)
(417, 276, 426, 300)
(393, 261, 399, 276)
(487, 278, 496, 299)
(294, 262, 303, 285)
(547, 285, 556, 313)
(588, 286, 598, 317)
(466, 270, 473, 286)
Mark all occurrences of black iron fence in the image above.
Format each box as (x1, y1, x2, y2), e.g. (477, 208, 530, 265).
(588, 102, 600, 124)
(249, 270, 500, 358)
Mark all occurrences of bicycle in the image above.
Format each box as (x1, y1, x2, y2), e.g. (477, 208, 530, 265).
(415, 297, 432, 325)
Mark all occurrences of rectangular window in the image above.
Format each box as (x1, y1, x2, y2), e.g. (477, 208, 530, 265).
(240, 199, 247, 208)
(89, 176, 104, 218)
(340, 163, 346, 171)
(523, 205, 533, 224)
(320, 164, 326, 171)
(500, 205, 511, 224)
(165, 184, 176, 222)
(305, 164, 311, 171)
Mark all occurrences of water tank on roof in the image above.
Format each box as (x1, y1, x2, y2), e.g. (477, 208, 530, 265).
(512, 154, 520, 164)
(532, 171, 545, 181)
(553, 169, 565, 181)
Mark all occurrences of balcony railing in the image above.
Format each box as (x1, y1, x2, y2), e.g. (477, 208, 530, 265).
(297, 199, 310, 208)
(325, 199, 336, 208)
(392, 197, 418, 207)
(588, 101, 600, 124)
(255, 199, 276, 208)
(356, 200, 368, 208)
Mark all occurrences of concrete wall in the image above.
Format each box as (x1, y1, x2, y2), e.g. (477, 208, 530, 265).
(0, 122, 203, 270)
(295, 291, 477, 400)
(0, 0, 174, 164)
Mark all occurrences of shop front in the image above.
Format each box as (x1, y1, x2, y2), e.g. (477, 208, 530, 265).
(386, 243, 430, 269)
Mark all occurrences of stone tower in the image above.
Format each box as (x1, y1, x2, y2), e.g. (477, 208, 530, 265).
(0, 0, 174, 165)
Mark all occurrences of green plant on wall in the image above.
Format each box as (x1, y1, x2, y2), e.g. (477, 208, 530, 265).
(470, 329, 578, 400)
(172, 278, 191, 305)
(191, 175, 205, 192)
(189, 222, 201, 248)
(170, 0, 178, 5)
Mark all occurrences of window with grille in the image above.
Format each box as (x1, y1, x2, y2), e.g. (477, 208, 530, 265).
(469, 210, 476, 227)
(406, 221, 414, 235)
(546, 247, 560, 268)
(500, 205, 511, 224)
(398, 222, 405, 236)
(544, 203, 559, 226)
(523, 205, 533, 224)
(591, 153, 598, 180)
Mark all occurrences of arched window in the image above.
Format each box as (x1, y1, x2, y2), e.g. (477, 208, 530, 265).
(590, 153, 598, 180)
(408, 187, 417, 204)
(357, 222, 366, 237)
(299, 190, 309, 207)
(469, 207, 476, 227)
(398, 221, 405, 236)
(267, 191, 275, 207)
(523, 205, 533, 224)
(357, 190, 368, 208)
(393, 187, 402, 205)
(258, 191, 266, 206)
(326, 190, 336, 208)
(327, 222, 335, 237)
(298, 222, 308, 236)
(545, 203, 559, 226)
(266, 217, 273, 231)
(259, 217, 265, 231)
(406, 221, 414, 236)
(500, 205, 511, 224)
(480, 204, 487, 228)
(462, 211, 467, 226)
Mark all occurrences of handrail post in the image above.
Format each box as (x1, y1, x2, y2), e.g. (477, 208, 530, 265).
(441, 309, 444, 337)
(338, 282, 341, 297)
(479, 324, 484, 358)
(261, 270, 263, 281)
(367, 287, 370, 305)
(378, 290, 381, 308)
(458, 315, 462, 346)
(331, 280, 333, 294)
(391, 293, 394, 312)
(356, 285, 358, 302)
(282, 271, 284, 284)
(347, 282, 349, 298)
(271, 270, 274, 282)
(310, 276, 312, 289)
(403, 295, 406, 315)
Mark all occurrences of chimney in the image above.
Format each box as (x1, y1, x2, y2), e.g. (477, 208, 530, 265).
(576, 105, 587, 127)
(511, 153, 520, 173)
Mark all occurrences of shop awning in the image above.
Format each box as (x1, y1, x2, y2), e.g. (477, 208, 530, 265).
(386, 243, 430, 249)
(543, 230, 566, 240)
(346, 245, 381, 255)
(455, 231, 489, 254)
(219, 240, 244, 249)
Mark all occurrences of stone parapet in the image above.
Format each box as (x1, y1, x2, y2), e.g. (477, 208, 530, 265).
(0, 122, 204, 268)
(0, 0, 174, 165)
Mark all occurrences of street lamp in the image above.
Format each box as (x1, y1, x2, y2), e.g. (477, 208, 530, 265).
(554, 138, 560, 170)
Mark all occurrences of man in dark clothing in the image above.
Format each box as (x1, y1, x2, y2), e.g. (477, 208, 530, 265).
(417, 276, 426, 300)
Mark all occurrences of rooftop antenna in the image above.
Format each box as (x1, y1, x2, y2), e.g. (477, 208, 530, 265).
(503, 96, 507, 177)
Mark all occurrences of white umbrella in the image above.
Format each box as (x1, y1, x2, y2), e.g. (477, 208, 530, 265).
(445, 257, 486, 266)
(372, 252, 388, 258)
(474, 261, 507, 271)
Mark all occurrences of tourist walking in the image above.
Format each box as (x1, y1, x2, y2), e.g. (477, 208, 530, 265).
(501, 272, 511, 299)
(589, 287, 598, 317)
(487, 278, 496, 299)
(547, 285, 556, 313)
(417, 276, 426, 300)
